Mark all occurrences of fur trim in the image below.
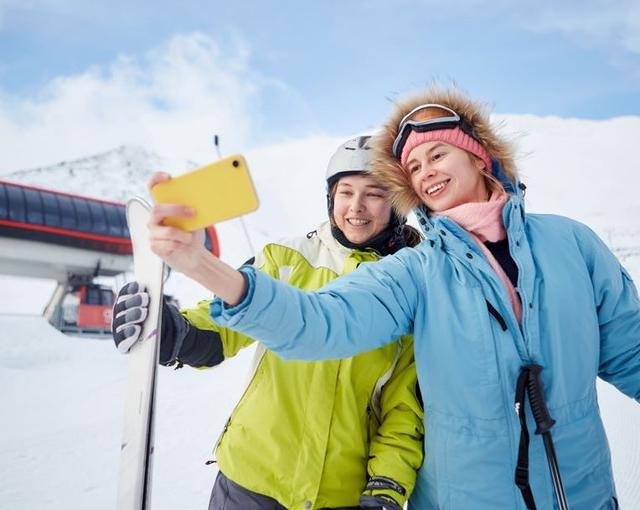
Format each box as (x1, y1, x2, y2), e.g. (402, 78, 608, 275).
(369, 86, 518, 216)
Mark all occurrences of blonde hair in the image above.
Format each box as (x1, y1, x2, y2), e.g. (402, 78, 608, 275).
(467, 153, 507, 197)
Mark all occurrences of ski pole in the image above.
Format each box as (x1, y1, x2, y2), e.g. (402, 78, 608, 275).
(213, 134, 256, 255)
(525, 364, 569, 510)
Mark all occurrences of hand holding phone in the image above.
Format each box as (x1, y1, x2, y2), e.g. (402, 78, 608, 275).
(150, 155, 259, 231)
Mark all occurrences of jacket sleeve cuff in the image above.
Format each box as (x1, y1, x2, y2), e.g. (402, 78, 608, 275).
(359, 492, 403, 510)
(209, 265, 256, 322)
(361, 476, 407, 508)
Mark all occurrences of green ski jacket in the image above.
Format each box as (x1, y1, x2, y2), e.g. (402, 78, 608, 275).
(181, 222, 423, 509)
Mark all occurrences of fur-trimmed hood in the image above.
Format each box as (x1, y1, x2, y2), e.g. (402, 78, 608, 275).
(370, 87, 518, 217)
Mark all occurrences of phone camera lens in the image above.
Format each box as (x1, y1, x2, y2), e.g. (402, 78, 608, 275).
(232, 160, 239, 167)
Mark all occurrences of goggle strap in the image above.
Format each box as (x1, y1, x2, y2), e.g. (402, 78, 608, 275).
(392, 120, 455, 158)
(458, 118, 477, 138)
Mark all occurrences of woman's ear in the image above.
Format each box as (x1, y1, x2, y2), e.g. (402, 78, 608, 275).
(472, 154, 487, 172)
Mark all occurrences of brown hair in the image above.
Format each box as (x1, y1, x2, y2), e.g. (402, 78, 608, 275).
(402, 224, 423, 248)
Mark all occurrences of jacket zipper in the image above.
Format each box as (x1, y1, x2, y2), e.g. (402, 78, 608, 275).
(441, 203, 534, 506)
(210, 345, 268, 458)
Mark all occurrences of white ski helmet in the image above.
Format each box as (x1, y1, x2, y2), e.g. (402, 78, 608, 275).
(326, 135, 373, 191)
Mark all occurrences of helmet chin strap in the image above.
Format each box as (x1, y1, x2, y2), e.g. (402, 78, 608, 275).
(330, 213, 407, 256)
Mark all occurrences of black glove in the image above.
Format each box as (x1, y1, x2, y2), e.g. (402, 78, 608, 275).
(112, 281, 225, 368)
(112, 281, 150, 353)
(359, 494, 403, 510)
(111, 281, 181, 364)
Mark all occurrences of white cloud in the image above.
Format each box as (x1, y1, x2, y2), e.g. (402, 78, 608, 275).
(0, 32, 268, 172)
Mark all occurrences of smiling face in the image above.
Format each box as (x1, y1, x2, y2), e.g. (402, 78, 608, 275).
(332, 174, 392, 244)
(405, 141, 489, 212)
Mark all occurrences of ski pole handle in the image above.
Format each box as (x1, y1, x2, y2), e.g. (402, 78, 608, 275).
(524, 364, 556, 435)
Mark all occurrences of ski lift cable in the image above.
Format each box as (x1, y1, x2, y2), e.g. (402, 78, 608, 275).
(213, 135, 256, 256)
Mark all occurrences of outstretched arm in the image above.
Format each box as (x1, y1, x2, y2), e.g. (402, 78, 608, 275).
(209, 249, 421, 361)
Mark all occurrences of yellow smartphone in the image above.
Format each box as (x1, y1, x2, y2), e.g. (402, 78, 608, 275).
(150, 155, 259, 231)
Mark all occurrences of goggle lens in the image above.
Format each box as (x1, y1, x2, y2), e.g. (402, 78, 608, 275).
(392, 104, 473, 160)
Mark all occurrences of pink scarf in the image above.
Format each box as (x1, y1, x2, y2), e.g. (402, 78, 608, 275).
(436, 192, 522, 322)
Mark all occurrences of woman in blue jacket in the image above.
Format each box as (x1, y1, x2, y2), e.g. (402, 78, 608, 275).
(147, 87, 640, 509)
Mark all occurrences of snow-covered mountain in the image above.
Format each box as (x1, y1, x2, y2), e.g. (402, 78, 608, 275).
(4, 144, 197, 204)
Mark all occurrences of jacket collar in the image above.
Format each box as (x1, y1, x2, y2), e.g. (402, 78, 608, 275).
(316, 221, 381, 262)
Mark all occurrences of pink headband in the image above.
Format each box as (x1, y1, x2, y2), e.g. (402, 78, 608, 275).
(400, 126, 492, 172)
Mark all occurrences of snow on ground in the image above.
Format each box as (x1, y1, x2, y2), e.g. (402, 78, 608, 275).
(598, 380, 640, 505)
(0, 313, 255, 510)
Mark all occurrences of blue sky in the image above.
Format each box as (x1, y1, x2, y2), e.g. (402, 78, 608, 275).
(1, 0, 639, 170)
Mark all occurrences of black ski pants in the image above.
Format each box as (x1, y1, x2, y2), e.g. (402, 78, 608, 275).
(208, 471, 360, 510)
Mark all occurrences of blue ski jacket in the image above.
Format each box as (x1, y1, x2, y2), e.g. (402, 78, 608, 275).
(210, 182, 640, 509)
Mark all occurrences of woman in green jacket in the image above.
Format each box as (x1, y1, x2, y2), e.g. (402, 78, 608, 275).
(113, 136, 424, 510)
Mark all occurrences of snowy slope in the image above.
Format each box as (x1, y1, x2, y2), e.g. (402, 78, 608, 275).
(0, 314, 255, 510)
(502, 114, 640, 278)
(1, 115, 640, 509)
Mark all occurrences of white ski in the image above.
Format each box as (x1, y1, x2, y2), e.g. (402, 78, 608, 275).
(117, 197, 165, 510)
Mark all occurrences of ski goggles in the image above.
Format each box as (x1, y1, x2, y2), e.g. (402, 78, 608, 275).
(391, 103, 478, 160)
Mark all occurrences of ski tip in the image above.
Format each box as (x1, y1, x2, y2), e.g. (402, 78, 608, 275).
(126, 196, 152, 210)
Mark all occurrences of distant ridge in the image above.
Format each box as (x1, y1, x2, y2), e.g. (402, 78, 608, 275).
(4, 145, 198, 203)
